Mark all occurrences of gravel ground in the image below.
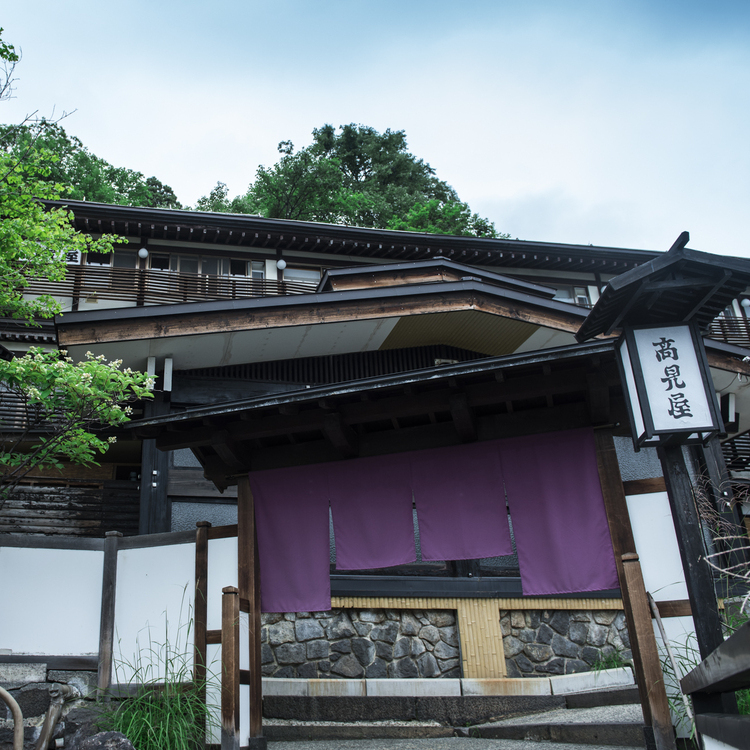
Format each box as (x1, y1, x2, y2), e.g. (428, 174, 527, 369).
(268, 739, 641, 750)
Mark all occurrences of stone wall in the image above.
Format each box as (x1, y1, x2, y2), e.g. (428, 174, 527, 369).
(262, 609, 460, 679)
(262, 607, 630, 679)
(501, 610, 630, 678)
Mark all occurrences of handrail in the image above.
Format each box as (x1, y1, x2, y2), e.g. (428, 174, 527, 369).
(0, 685, 24, 750)
(22, 266, 319, 308)
(707, 317, 750, 349)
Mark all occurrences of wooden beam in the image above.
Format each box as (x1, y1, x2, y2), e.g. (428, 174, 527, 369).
(221, 587, 240, 750)
(57, 287, 584, 347)
(322, 413, 359, 457)
(449, 392, 477, 442)
(622, 553, 677, 750)
(194, 520, 210, 746)
(98, 531, 122, 698)
(237, 477, 264, 744)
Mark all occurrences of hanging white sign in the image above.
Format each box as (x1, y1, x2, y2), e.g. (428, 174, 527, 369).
(617, 323, 722, 450)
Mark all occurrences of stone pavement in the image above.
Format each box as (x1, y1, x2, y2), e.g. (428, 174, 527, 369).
(268, 739, 641, 750)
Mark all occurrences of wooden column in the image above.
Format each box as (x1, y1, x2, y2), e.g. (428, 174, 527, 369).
(595, 430, 676, 750)
(194, 521, 210, 745)
(622, 553, 678, 750)
(658, 444, 738, 714)
(237, 476, 265, 748)
(97, 530, 122, 698)
(139, 395, 170, 535)
(221, 586, 240, 750)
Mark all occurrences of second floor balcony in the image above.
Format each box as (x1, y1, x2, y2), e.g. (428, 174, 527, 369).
(23, 265, 319, 311)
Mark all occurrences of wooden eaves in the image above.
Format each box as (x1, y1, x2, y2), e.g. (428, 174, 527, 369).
(48, 199, 659, 273)
(129, 339, 626, 491)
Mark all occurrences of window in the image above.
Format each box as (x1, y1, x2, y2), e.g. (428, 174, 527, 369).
(284, 267, 321, 285)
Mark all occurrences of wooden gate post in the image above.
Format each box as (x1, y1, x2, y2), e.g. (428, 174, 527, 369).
(238, 476, 265, 749)
(595, 430, 676, 750)
(97, 530, 122, 699)
(221, 587, 240, 750)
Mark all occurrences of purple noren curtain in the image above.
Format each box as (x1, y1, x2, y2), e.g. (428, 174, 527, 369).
(411, 442, 512, 561)
(499, 428, 618, 596)
(250, 463, 331, 613)
(329, 453, 416, 570)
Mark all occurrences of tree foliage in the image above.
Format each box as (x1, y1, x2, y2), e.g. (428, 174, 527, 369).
(0, 28, 152, 495)
(0, 120, 181, 208)
(196, 124, 502, 238)
(0, 349, 153, 501)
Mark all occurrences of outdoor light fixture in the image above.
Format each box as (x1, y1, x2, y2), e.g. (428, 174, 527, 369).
(276, 259, 287, 270)
(617, 323, 723, 451)
(138, 248, 149, 259)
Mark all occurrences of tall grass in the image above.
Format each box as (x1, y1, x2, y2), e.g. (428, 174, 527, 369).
(99, 594, 218, 750)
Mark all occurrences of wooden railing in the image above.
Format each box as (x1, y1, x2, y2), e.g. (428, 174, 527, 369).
(23, 266, 319, 308)
(681, 621, 750, 749)
(707, 317, 750, 349)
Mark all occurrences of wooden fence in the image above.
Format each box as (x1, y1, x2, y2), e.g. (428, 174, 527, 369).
(681, 621, 750, 749)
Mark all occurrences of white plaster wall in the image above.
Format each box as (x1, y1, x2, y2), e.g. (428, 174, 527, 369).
(0, 547, 102, 654)
(113, 543, 195, 683)
(206, 536, 238, 631)
(626, 491, 699, 738)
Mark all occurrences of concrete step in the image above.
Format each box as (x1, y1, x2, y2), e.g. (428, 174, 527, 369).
(455, 704, 646, 747)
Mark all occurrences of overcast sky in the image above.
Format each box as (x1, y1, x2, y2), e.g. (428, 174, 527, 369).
(3, 1, 749, 257)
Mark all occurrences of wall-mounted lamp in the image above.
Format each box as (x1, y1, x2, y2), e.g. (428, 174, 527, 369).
(276, 259, 287, 270)
(138, 248, 149, 259)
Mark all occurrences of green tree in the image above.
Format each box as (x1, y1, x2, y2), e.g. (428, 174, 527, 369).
(196, 124, 501, 237)
(0, 120, 182, 208)
(0, 28, 152, 499)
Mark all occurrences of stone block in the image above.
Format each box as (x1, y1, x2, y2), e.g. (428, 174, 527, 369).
(411, 638, 426, 658)
(549, 666, 634, 694)
(261, 644, 275, 664)
(536, 624, 554, 644)
(548, 611, 570, 635)
(535, 657, 564, 674)
(503, 636, 523, 658)
(366, 678, 461, 696)
(352, 638, 375, 666)
(330, 654, 364, 678)
(437, 658, 460, 672)
(358, 610, 385, 623)
(274, 666, 296, 678)
(587, 623, 608, 647)
(524, 643, 553, 662)
(262, 678, 308, 696)
(306, 639, 329, 660)
(499, 616, 511, 637)
(295, 618, 324, 642)
(393, 637, 410, 659)
(365, 659, 387, 678)
(593, 610, 617, 626)
(400, 613, 421, 635)
(570, 611, 591, 622)
(517, 628, 535, 643)
(391, 657, 418, 678)
(371, 622, 399, 644)
(581, 646, 600, 665)
(525, 611, 541, 629)
(78, 731, 135, 750)
(417, 652, 439, 677)
(375, 641, 393, 661)
(354, 621, 372, 636)
(8, 684, 51, 718)
(440, 628, 459, 647)
(262, 613, 283, 624)
(419, 625, 440, 644)
(461, 678, 551, 696)
(0, 662, 46, 687)
(326, 612, 355, 639)
(268, 620, 295, 645)
(297, 662, 318, 678)
(331, 640, 351, 654)
(515, 655, 534, 673)
(433, 641, 458, 660)
(276, 643, 306, 665)
(308, 678, 365, 696)
(551, 633, 580, 659)
(565, 659, 589, 674)
(569, 621, 589, 645)
(426, 612, 455, 627)
(510, 612, 525, 629)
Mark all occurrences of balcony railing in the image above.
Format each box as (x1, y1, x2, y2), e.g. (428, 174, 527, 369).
(23, 266, 319, 308)
(707, 316, 750, 349)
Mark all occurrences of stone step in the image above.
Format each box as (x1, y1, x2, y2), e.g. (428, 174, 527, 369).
(455, 704, 646, 747)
